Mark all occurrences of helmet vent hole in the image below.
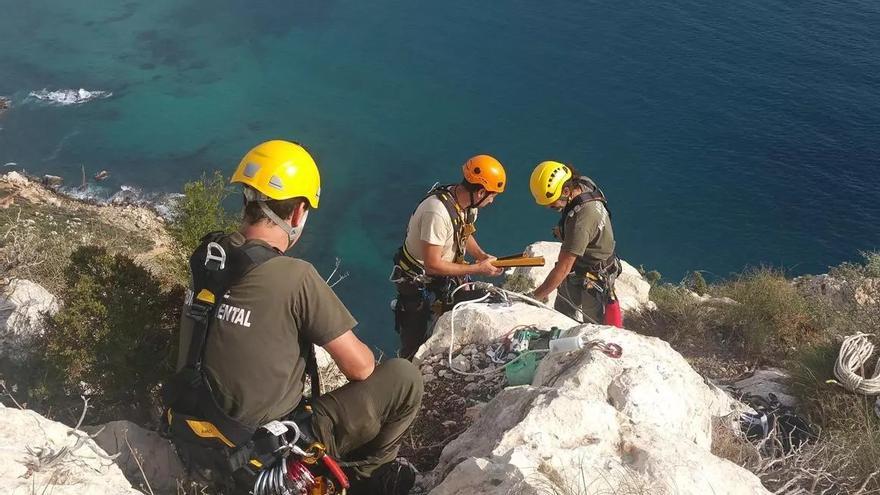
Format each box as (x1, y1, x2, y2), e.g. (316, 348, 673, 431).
(243, 162, 260, 178)
(268, 176, 284, 190)
(546, 192, 553, 198)
(473, 167, 481, 174)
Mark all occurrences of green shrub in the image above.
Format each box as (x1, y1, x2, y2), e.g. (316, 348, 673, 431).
(626, 284, 710, 345)
(860, 250, 880, 278)
(687, 271, 708, 296)
(714, 268, 820, 357)
(637, 264, 662, 286)
(41, 245, 183, 423)
(167, 171, 238, 281)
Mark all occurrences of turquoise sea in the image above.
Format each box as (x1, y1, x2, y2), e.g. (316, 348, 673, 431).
(1, 1, 879, 351)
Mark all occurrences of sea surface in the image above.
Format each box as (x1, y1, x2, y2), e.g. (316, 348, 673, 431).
(1, 0, 879, 351)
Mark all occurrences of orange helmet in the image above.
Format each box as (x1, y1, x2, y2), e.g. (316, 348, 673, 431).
(462, 155, 506, 193)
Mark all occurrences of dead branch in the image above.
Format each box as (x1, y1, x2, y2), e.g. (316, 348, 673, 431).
(0, 379, 25, 409)
(124, 430, 155, 495)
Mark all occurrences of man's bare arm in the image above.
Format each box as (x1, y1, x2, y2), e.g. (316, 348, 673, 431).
(322, 330, 375, 381)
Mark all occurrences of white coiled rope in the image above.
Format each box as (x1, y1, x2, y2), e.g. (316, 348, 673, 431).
(833, 333, 880, 396)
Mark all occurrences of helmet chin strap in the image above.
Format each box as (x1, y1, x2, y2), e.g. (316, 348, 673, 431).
(257, 201, 302, 250)
(244, 187, 303, 250)
(466, 188, 490, 209)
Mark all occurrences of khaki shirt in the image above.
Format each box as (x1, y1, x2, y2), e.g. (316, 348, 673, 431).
(178, 239, 356, 426)
(561, 200, 615, 272)
(403, 195, 476, 263)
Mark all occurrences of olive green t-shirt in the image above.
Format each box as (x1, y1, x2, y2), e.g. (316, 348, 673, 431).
(177, 241, 356, 427)
(560, 200, 616, 272)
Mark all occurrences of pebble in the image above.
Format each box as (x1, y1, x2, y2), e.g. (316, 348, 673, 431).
(441, 420, 457, 428)
(452, 356, 471, 373)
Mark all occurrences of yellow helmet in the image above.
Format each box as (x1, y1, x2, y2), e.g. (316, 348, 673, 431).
(231, 140, 321, 208)
(529, 161, 572, 206)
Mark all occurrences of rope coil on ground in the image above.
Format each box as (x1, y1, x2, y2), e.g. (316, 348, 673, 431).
(833, 333, 880, 396)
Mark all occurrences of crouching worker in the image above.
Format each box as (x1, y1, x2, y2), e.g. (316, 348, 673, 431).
(391, 155, 506, 359)
(528, 161, 622, 326)
(162, 140, 423, 494)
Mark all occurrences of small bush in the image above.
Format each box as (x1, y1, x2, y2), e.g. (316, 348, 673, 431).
(714, 268, 821, 357)
(626, 284, 709, 345)
(636, 264, 662, 286)
(861, 251, 880, 278)
(40, 245, 183, 423)
(166, 171, 238, 281)
(687, 271, 708, 296)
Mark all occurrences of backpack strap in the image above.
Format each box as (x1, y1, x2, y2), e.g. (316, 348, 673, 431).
(184, 232, 281, 372)
(556, 177, 609, 242)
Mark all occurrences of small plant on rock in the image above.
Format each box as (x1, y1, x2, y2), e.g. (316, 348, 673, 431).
(166, 171, 238, 282)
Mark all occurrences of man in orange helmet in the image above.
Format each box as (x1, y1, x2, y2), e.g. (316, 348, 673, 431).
(391, 155, 506, 359)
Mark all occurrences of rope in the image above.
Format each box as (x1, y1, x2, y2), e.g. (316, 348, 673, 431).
(833, 333, 880, 396)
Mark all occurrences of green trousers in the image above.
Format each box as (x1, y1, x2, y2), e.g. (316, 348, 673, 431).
(555, 277, 605, 324)
(310, 358, 424, 479)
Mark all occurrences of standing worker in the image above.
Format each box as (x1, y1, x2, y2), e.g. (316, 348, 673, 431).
(528, 161, 622, 326)
(391, 155, 506, 359)
(163, 140, 422, 494)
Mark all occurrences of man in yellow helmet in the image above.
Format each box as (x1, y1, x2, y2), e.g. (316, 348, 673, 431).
(528, 161, 621, 325)
(165, 140, 422, 494)
(391, 155, 506, 359)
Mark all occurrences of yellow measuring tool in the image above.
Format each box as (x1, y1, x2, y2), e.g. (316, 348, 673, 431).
(491, 253, 546, 268)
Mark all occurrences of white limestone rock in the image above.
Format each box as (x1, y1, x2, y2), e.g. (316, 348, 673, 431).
(314, 345, 348, 393)
(0, 406, 142, 495)
(0, 279, 59, 360)
(419, 303, 767, 495)
(732, 368, 798, 408)
(2, 171, 29, 186)
(793, 273, 880, 307)
(507, 241, 655, 313)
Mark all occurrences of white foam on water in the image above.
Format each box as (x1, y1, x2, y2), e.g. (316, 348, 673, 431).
(27, 88, 112, 106)
(57, 183, 183, 221)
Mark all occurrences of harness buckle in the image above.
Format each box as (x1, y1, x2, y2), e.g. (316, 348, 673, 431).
(205, 242, 227, 270)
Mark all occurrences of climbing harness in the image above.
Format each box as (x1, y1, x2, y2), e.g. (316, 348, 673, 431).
(555, 176, 609, 242)
(831, 333, 880, 396)
(390, 183, 476, 284)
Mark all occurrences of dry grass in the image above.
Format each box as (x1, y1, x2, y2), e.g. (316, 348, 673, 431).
(712, 417, 880, 494)
(715, 268, 822, 358)
(520, 459, 668, 495)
